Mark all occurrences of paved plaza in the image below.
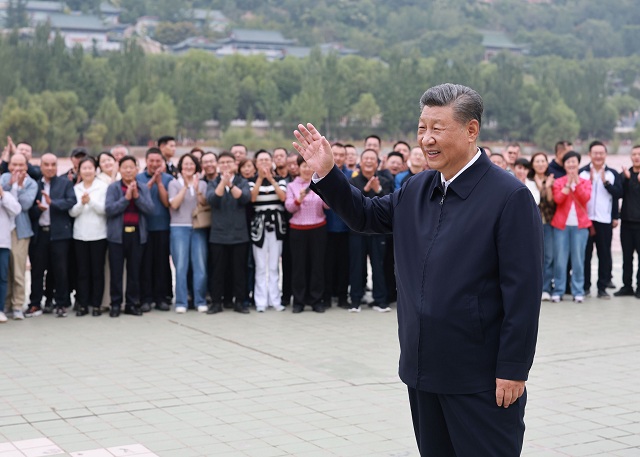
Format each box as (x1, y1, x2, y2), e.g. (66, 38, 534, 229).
(1, 254, 640, 456)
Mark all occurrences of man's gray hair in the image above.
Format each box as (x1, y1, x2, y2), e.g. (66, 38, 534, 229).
(110, 144, 129, 154)
(419, 83, 483, 128)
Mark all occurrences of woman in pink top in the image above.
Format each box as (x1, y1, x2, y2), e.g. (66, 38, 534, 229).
(285, 155, 329, 313)
(550, 151, 592, 303)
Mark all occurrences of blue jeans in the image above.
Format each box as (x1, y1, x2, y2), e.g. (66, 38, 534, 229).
(170, 226, 208, 307)
(0, 248, 9, 312)
(542, 223, 554, 294)
(552, 226, 588, 297)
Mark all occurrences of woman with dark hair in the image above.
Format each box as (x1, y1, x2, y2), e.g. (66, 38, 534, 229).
(168, 154, 208, 313)
(69, 157, 108, 316)
(97, 151, 120, 184)
(513, 157, 530, 184)
(239, 158, 257, 181)
(551, 151, 592, 303)
(285, 155, 328, 313)
(528, 152, 556, 301)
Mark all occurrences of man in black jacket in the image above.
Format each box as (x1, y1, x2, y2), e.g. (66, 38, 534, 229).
(294, 83, 542, 457)
(26, 153, 76, 317)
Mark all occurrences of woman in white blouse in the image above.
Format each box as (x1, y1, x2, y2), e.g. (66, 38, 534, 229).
(69, 157, 109, 316)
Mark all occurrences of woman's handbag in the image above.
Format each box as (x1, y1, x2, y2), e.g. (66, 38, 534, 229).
(192, 203, 212, 229)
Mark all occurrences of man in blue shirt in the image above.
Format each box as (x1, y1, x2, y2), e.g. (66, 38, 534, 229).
(137, 147, 173, 312)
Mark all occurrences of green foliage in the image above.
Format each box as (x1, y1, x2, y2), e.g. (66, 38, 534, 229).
(154, 22, 198, 45)
(0, 97, 49, 152)
(32, 91, 88, 154)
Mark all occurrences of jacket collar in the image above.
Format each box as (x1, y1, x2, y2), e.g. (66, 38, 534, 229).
(429, 150, 492, 201)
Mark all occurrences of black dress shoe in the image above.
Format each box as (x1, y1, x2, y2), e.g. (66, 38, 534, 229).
(140, 302, 152, 313)
(312, 305, 325, 313)
(207, 303, 222, 314)
(124, 305, 142, 316)
(292, 304, 304, 313)
(337, 299, 350, 309)
(606, 281, 616, 289)
(109, 306, 121, 318)
(76, 308, 88, 317)
(155, 302, 170, 311)
(234, 303, 250, 314)
(223, 301, 234, 309)
(635, 290, 640, 299)
(614, 287, 634, 297)
(92, 308, 102, 317)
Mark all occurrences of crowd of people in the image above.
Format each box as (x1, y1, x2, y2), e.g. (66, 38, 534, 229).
(0, 133, 638, 322)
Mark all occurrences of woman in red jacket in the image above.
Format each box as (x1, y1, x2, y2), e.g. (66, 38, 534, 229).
(550, 151, 592, 303)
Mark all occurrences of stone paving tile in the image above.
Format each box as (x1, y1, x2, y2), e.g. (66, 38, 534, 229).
(1, 257, 639, 456)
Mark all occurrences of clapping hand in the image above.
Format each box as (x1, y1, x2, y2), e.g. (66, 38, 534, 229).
(293, 123, 334, 178)
(81, 192, 90, 205)
(364, 176, 381, 193)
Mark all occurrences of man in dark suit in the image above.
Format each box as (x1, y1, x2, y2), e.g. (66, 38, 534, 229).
(293, 83, 543, 456)
(26, 153, 77, 317)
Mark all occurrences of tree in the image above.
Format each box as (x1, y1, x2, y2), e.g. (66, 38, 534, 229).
(94, 96, 125, 145)
(0, 97, 49, 152)
(530, 90, 580, 151)
(349, 93, 381, 128)
(256, 78, 281, 130)
(31, 91, 88, 154)
(154, 22, 197, 46)
(5, 0, 28, 29)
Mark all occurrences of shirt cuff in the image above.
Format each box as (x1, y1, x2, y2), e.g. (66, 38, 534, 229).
(311, 172, 324, 184)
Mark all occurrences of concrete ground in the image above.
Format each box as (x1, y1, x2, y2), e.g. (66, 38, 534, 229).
(1, 254, 639, 456)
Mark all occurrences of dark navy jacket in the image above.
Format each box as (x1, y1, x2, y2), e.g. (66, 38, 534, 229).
(312, 152, 543, 394)
(29, 175, 76, 242)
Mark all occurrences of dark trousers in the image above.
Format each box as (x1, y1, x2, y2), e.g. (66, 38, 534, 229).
(584, 221, 613, 292)
(324, 231, 349, 302)
(621, 221, 640, 289)
(75, 239, 107, 309)
(140, 230, 171, 305)
(29, 232, 70, 308)
(349, 232, 387, 304)
(384, 234, 397, 302)
(209, 242, 248, 305)
(109, 232, 143, 307)
(290, 227, 326, 306)
(408, 387, 526, 457)
(281, 231, 293, 305)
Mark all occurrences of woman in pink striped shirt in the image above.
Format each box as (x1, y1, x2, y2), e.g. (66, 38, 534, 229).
(285, 155, 329, 313)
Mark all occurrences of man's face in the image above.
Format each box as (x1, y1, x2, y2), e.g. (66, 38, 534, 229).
(394, 143, 410, 160)
(218, 156, 235, 174)
(332, 145, 346, 168)
(160, 140, 176, 159)
(386, 156, 404, 175)
(417, 105, 477, 179)
(365, 137, 380, 153)
(631, 148, 640, 168)
(410, 147, 426, 170)
(146, 153, 164, 174)
(119, 159, 138, 181)
(201, 154, 217, 176)
(8, 154, 27, 174)
(256, 153, 273, 171)
(16, 143, 32, 161)
(273, 149, 287, 168)
(112, 146, 127, 162)
(505, 146, 520, 166)
(287, 155, 299, 176)
(40, 154, 58, 179)
(346, 147, 358, 166)
(71, 154, 86, 169)
(490, 154, 507, 170)
(360, 151, 378, 175)
(231, 145, 247, 162)
(589, 144, 607, 169)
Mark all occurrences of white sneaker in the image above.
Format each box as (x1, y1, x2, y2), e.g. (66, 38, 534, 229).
(551, 295, 561, 303)
(175, 306, 187, 314)
(0, 311, 7, 323)
(348, 306, 361, 313)
(13, 310, 24, 320)
(256, 307, 266, 313)
(273, 305, 286, 312)
(573, 295, 584, 303)
(541, 291, 551, 302)
(372, 305, 391, 313)
(197, 305, 208, 313)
